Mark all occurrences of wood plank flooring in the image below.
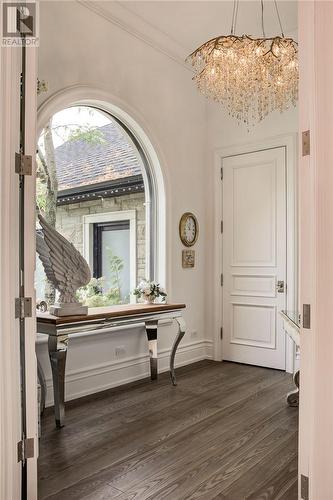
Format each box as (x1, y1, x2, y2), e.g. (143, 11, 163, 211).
(38, 361, 298, 500)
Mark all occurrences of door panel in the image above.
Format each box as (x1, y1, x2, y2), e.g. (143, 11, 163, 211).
(231, 274, 276, 297)
(232, 161, 276, 267)
(222, 147, 287, 370)
(231, 303, 276, 349)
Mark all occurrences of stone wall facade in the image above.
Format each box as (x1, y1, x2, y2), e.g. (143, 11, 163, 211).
(56, 192, 146, 285)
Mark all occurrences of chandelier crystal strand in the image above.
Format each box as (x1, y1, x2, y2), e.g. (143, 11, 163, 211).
(186, 1, 298, 125)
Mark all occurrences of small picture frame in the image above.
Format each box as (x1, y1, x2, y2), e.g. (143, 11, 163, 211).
(182, 249, 195, 268)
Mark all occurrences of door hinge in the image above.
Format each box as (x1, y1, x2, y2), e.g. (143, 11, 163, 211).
(220, 327, 223, 339)
(221, 274, 224, 286)
(15, 297, 32, 319)
(15, 152, 32, 176)
(302, 130, 310, 157)
(301, 474, 309, 500)
(221, 220, 223, 233)
(17, 437, 34, 463)
(302, 304, 311, 329)
(221, 166, 223, 180)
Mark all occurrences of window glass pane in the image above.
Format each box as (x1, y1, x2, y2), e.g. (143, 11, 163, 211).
(101, 227, 130, 302)
(35, 256, 46, 299)
(35, 105, 150, 309)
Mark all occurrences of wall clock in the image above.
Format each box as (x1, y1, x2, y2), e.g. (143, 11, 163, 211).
(179, 212, 199, 247)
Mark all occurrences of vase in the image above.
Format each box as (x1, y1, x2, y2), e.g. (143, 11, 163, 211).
(144, 297, 155, 304)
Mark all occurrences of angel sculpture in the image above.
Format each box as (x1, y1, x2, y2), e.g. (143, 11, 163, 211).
(36, 214, 91, 316)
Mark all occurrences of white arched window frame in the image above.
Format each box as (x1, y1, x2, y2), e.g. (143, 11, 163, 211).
(37, 87, 167, 287)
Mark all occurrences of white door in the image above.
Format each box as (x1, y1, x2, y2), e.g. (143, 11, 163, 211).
(222, 147, 287, 370)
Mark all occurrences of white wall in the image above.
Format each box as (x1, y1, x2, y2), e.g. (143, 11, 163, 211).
(37, 1, 212, 405)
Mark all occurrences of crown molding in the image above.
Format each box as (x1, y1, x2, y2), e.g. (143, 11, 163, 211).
(77, 1, 192, 71)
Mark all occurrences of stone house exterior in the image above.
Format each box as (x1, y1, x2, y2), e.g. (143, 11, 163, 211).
(56, 191, 146, 285)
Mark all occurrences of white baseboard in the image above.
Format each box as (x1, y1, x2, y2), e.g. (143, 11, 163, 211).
(43, 339, 213, 407)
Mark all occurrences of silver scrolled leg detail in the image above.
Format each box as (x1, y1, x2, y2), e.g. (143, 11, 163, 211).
(37, 356, 47, 437)
(48, 334, 68, 429)
(145, 320, 158, 381)
(287, 369, 300, 407)
(37, 356, 47, 415)
(170, 316, 186, 386)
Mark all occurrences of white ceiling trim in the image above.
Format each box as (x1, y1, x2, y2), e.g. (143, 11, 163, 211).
(77, 1, 192, 71)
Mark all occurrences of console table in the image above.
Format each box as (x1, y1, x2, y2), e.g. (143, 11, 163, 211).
(280, 310, 300, 407)
(37, 303, 186, 428)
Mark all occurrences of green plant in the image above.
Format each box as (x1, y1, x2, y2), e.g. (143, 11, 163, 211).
(76, 247, 126, 308)
(36, 176, 47, 213)
(68, 126, 106, 145)
(77, 277, 118, 307)
(106, 248, 124, 301)
(105, 287, 121, 304)
(76, 277, 105, 303)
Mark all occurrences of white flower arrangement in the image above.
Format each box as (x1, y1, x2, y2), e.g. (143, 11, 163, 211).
(133, 280, 167, 304)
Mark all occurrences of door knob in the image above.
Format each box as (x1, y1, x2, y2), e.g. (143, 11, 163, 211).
(277, 280, 285, 293)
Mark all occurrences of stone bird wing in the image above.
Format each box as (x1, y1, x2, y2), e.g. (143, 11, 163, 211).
(37, 215, 91, 297)
(36, 231, 59, 287)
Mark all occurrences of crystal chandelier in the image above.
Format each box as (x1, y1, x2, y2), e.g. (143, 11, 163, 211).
(186, 0, 298, 125)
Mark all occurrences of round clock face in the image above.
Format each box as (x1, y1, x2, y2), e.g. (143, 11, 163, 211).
(179, 213, 199, 247)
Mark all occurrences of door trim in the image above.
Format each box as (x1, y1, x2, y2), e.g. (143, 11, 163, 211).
(213, 134, 298, 373)
(0, 47, 38, 499)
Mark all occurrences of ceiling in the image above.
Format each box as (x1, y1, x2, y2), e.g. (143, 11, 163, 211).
(82, 1, 298, 63)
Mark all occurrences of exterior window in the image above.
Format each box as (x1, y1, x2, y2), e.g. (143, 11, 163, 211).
(93, 221, 130, 297)
(83, 210, 137, 304)
(35, 105, 153, 308)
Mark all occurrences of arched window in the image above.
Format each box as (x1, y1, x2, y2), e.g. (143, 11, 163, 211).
(36, 105, 157, 307)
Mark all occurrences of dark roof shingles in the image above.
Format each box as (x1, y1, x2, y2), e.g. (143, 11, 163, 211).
(55, 122, 142, 191)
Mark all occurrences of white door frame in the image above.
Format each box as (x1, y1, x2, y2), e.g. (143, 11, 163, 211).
(0, 45, 22, 500)
(213, 134, 298, 373)
(0, 46, 38, 499)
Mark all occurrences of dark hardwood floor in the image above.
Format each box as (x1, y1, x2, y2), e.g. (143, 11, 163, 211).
(38, 360, 298, 500)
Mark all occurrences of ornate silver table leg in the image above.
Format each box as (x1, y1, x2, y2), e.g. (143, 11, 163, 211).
(170, 317, 186, 386)
(37, 356, 47, 437)
(145, 320, 158, 380)
(287, 370, 300, 407)
(37, 356, 47, 415)
(48, 334, 68, 428)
